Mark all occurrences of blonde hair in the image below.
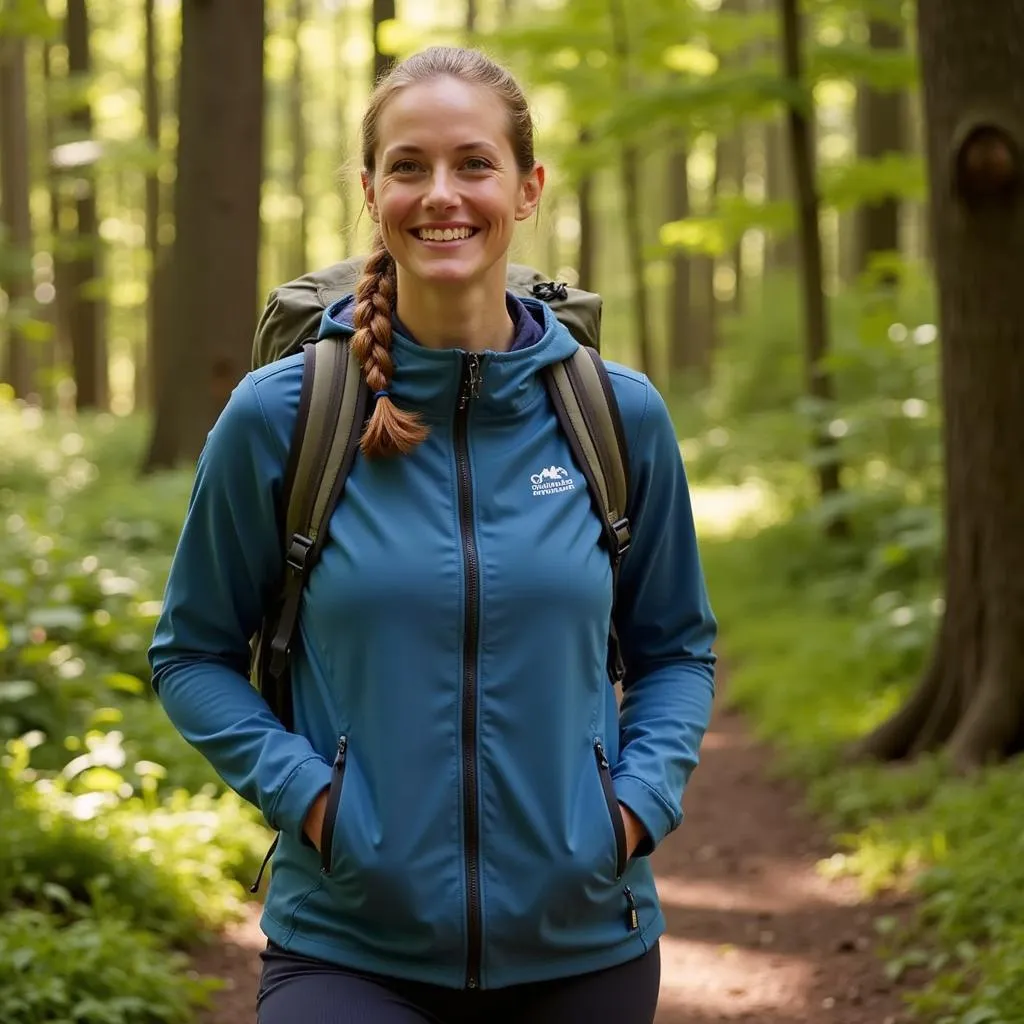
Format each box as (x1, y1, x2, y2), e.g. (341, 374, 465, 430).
(353, 46, 537, 458)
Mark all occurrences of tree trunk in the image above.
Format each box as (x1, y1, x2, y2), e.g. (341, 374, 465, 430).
(144, 0, 265, 469)
(765, 117, 798, 272)
(289, 0, 309, 280)
(0, 33, 37, 400)
(780, 0, 845, 525)
(334, 1, 352, 255)
(855, 17, 905, 280)
(666, 139, 693, 380)
(577, 128, 596, 292)
(139, 0, 163, 412)
(609, 0, 653, 379)
(43, 40, 71, 396)
(372, 0, 395, 87)
(466, 0, 477, 33)
(718, 126, 746, 313)
(66, 0, 107, 410)
(852, 0, 1024, 770)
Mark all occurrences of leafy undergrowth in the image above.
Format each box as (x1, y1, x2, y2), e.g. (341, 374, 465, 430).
(0, 399, 271, 1024)
(702, 519, 1024, 1024)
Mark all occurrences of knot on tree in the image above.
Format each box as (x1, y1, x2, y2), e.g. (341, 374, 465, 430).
(953, 123, 1021, 204)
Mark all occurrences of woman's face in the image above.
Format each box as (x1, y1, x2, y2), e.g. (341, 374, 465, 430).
(363, 76, 544, 290)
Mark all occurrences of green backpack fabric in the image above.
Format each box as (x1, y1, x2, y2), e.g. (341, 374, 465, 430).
(249, 259, 632, 740)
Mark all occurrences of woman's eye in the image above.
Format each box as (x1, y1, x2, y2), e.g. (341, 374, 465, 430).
(390, 160, 420, 174)
(463, 157, 492, 171)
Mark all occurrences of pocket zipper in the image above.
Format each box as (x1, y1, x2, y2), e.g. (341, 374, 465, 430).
(593, 739, 628, 879)
(624, 885, 639, 931)
(319, 735, 348, 876)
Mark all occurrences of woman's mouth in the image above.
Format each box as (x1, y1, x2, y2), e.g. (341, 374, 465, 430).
(412, 226, 480, 243)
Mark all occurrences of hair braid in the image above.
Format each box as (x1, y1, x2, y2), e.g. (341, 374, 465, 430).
(351, 236, 429, 457)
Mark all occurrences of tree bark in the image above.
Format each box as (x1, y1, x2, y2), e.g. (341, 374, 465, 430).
(66, 0, 107, 410)
(666, 139, 693, 381)
(609, 0, 653, 379)
(779, 0, 845, 523)
(577, 128, 596, 293)
(143, 0, 265, 469)
(289, 0, 309, 280)
(855, 17, 905, 280)
(765, 117, 798, 272)
(334, 0, 353, 255)
(372, 0, 395, 87)
(43, 40, 71, 395)
(853, 0, 1024, 769)
(0, 33, 37, 400)
(139, 0, 162, 412)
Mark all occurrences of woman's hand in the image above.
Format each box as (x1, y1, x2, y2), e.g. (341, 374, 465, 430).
(302, 789, 329, 852)
(619, 802, 647, 858)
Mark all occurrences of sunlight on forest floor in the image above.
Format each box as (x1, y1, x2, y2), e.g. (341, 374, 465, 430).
(689, 478, 782, 539)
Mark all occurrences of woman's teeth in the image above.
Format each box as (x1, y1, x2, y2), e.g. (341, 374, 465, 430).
(416, 227, 475, 241)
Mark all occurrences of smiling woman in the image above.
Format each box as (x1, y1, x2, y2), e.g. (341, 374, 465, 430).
(149, 44, 717, 1024)
(353, 50, 546, 458)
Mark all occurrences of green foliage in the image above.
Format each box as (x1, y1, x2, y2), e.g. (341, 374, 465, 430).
(0, 909, 217, 1024)
(704, 513, 1024, 1023)
(0, 403, 270, 1023)
(0, 751, 267, 944)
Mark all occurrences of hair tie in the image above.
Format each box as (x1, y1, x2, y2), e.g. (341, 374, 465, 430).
(373, 389, 390, 401)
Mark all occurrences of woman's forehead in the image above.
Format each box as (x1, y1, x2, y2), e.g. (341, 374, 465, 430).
(377, 78, 508, 148)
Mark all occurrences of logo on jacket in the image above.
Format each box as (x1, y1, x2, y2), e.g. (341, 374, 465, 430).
(531, 465, 576, 496)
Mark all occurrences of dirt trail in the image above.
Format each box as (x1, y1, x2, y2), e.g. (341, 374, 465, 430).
(193, 700, 916, 1023)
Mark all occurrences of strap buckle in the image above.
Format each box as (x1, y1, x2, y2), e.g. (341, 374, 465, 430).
(286, 534, 314, 574)
(610, 517, 631, 559)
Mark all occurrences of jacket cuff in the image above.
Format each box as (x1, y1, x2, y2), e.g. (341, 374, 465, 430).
(267, 756, 334, 837)
(612, 773, 679, 857)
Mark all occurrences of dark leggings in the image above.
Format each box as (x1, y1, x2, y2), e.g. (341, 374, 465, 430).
(257, 940, 661, 1024)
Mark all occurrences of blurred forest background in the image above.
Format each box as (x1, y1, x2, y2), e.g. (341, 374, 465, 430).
(2, 0, 1024, 1021)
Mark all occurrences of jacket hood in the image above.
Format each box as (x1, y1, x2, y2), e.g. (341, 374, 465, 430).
(317, 294, 578, 422)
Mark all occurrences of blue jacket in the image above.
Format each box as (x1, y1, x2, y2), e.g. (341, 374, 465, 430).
(148, 295, 716, 990)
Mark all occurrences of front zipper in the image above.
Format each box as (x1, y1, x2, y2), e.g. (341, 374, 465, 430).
(594, 739, 628, 880)
(319, 735, 348, 876)
(455, 352, 483, 989)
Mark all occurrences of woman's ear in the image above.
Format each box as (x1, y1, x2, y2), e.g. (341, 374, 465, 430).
(515, 163, 545, 222)
(361, 169, 378, 222)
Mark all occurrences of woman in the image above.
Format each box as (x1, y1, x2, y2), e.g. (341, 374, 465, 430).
(149, 45, 716, 1023)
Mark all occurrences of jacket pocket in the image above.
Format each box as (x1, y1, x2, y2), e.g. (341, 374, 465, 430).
(319, 735, 349, 876)
(593, 738, 627, 880)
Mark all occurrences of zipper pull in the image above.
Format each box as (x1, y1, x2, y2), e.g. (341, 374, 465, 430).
(624, 885, 639, 931)
(249, 833, 280, 894)
(459, 353, 482, 409)
(594, 739, 610, 770)
(333, 735, 348, 769)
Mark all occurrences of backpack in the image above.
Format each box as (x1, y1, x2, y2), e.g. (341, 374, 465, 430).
(249, 257, 632, 738)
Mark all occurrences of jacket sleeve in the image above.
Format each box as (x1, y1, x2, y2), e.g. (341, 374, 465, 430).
(148, 374, 333, 838)
(610, 379, 717, 856)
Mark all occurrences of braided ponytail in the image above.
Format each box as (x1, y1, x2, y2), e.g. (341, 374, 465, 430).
(351, 235, 430, 458)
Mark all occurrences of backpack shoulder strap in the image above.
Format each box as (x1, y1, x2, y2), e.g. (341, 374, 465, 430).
(262, 336, 368, 728)
(543, 346, 632, 684)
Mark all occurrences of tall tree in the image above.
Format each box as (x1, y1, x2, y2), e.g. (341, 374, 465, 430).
(372, 0, 395, 86)
(666, 137, 693, 381)
(139, 0, 167, 412)
(780, 0, 844, 522)
(855, 15, 905, 279)
(65, 0, 107, 410)
(576, 127, 596, 292)
(289, 0, 309, 279)
(0, 31, 36, 399)
(853, 0, 1024, 768)
(609, 0, 653, 379)
(43, 39, 71, 387)
(143, 0, 265, 470)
